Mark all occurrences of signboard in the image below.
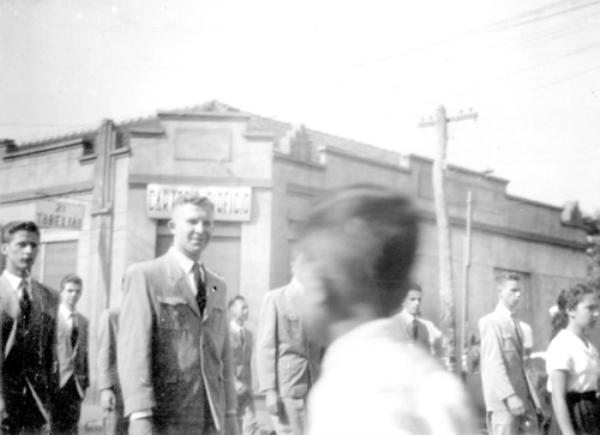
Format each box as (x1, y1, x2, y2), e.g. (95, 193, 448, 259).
(36, 200, 85, 230)
(146, 184, 252, 221)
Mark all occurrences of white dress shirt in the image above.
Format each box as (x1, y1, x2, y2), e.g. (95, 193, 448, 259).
(1, 269, 30, 318)
(307, 318, 475, 435)
(546, 328, 600, 393)
(169, 247, 205, 295)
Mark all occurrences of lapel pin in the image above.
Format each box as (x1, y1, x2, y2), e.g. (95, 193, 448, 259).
(212, 286, 218, 293)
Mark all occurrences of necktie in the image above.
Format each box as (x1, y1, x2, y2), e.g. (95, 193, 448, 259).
(18, 279, 31, 327)
(192, 263, 207, 315)
(412, 318, 419, 341)
(70, 314, 79, 348)
(240, 327, 246, 348)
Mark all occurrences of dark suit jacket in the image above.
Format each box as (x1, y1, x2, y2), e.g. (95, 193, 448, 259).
(56, 309, 89, 393)
(118, 251, 237, 432)
(0, 275, 59, 415)
(395, 310, 431, 352)
(229, 321, 253, 397)
(256, 281, 321, 399)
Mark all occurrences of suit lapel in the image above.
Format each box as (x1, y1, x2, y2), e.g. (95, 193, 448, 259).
(203, 269, 222, 322)
(164, 253, 201, 318)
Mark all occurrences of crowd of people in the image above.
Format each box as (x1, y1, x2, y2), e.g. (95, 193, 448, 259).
(0, 185, 599, 435)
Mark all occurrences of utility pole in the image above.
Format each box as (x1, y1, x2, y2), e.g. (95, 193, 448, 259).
(460, 190, 473, 373)
(418, 105, 478, 373)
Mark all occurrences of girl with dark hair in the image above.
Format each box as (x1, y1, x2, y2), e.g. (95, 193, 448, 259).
(546, 284, 600, 435)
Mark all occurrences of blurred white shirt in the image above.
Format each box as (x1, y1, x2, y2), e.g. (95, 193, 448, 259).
(307, 317, 476, 435)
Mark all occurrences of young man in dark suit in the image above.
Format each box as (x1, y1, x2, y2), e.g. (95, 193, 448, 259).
(0, 221, 59, 434)
(51, 273, 89, 434)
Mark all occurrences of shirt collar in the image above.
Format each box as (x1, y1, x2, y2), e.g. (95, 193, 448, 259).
(495, 302, 515, 318)
(399, 309, 416, 324)
(169, 246, 201, 274)
(230, 319, 244, 334)
(2, 269, 27, 292)
(59, 303, 76, 319)
(290, 277, 304, 294)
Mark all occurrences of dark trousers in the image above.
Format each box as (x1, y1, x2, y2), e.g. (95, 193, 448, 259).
(3, 383, 48, 435)
(51, 377, 82, 435)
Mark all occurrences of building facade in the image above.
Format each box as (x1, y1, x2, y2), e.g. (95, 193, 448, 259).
(0, 101, 587, 402)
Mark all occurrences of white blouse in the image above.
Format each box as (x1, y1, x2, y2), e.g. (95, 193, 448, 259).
(546, 328, 600, 393)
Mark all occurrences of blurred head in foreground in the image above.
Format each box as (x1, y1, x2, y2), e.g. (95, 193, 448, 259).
(295, 184, 419, 346)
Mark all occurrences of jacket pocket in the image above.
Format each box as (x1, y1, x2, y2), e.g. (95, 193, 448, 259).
(284, 313, 301, 340)
(157, 296, 189, 330)
(501, 335, 517, 352)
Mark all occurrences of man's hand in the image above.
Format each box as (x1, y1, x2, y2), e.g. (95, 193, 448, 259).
(506, 394, 526, 416)
(265, 390, 280, 415)
(128, 417, 154, 435)
(0, 395, 7, 422)
(235, 379, 248, 396)
(100, 389, 116, 412)
(225, 413, 240, 435)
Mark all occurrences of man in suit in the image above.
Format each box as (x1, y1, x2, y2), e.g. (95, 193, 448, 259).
(118, 194, 238, 435)
(256, 260, 321, 435)
(479, 273, 541, 435)
(394, 283, 438, 355)
(52, 273, 89, 434)
(0, 220, 59, 434)
(228, 295, 258, 435)
(98, 307, 127, 435)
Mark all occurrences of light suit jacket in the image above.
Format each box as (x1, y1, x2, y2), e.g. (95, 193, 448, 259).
(256, 281, 321, 399)
(479, 304, 538, 412)
(118, 251, 237, 432)
(97, 307, 120, 393)
(56, 309, 89, 393)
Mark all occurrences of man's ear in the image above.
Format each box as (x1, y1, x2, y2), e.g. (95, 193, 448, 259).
(167, 219, 176, 234)
(0, 243, 6, 256)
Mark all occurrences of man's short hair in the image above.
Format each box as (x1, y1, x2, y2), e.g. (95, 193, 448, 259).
(1, 221, 40, 243)
(172, 194, 214, 214)
(60, 273, 83, 291)
(497, 272, 521, 290)
(228, 294, 246, 309)
(297, 184, 419, 316)
(407, 282, 422, 293)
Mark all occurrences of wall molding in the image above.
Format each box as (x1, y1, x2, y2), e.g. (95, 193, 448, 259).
(0, 181, 95, 205)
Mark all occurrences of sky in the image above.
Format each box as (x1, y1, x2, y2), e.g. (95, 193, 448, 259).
(1, 0, 600, 213)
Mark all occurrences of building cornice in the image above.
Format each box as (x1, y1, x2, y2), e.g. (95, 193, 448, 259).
(128, 173, 272, 189)
(323, 145, 411, 174)
(286, 183, 324, 198)
(409, 154, 509, 185)
(0, 181, 95, 205)
(157, 111, 251, 122)
(3, 137, 91, 161)
(244, 132, 277, 141)
(418, 209, 586, 251)
(127, 126, 166, 137)
(505, 193, 563, 212)
(273, 152, 325, 170)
